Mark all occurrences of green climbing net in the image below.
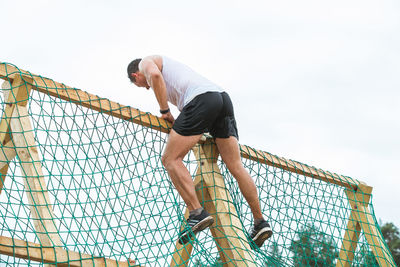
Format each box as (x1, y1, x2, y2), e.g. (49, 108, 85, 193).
(0, 63, 395, 266)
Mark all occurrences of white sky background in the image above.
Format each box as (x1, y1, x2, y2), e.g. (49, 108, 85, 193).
(1, 0, 400, 227)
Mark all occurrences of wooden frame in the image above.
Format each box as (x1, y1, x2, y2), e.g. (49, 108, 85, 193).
(0, 236, 130, 267)
(0, 62, 396, 266)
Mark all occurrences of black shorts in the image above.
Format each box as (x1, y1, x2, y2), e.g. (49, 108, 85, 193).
(172, 91, 239, 139)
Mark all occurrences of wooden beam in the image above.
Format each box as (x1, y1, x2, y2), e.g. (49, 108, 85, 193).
(0, 235, 133, 267)
(0, 63, 171, 133)
(239, 144, 360, 190)
(0, 63, 30, 81)
(10, 105, 62, 247)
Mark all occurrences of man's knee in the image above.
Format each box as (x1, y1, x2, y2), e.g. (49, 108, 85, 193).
(161, 153, 179, 171)
(227, 161, 246, 178)
(161, 153, 169, 168)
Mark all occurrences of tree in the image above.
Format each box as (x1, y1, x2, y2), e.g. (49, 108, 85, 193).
(289, 224, 338, 267)
(355, 221, 399, 266)
(381, 222, 400, 266)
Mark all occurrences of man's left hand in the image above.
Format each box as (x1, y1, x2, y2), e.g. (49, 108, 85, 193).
(162, 112, 175, 125)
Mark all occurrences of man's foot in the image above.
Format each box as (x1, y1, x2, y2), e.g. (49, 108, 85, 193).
(178, 210, 214, 245)
(249, 220, 272, 248)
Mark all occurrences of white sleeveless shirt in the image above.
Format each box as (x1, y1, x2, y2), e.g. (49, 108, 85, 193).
(161, 56, 223, 111)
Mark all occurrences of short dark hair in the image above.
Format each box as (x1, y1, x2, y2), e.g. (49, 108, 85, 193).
(127, 58, 142, 82)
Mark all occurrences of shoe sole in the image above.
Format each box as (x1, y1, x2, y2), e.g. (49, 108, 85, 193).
(192, 216, 214, 234)
(179, 216, 214, 245)
(253, 227, 273, 248)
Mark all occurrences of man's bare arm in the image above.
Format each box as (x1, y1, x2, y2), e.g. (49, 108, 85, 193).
(139, 57, 169, 109)
(139, 57, 174, 123)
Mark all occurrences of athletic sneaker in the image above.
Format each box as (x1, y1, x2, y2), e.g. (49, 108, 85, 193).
(249, 220, 273, 248)
(178, 210, 214, 245)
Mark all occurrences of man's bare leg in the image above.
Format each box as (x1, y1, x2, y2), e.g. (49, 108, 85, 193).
(162, 130, 215, 244)
(161, 129, 203, 211)
(215, 136, 272, 248)
(215, 136, 263, 219)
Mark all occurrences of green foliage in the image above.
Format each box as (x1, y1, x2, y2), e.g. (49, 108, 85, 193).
(289, 224, 338, 267)
(354, 221, 400, 266)
(381, 222, 400, 266)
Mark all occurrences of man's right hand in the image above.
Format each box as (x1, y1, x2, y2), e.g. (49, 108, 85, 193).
(162, 112, 175, 125)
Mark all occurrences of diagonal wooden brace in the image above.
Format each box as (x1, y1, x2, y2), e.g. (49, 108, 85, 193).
(0, 78, 27, 193)
(10, 104, 63, 247)
(337, 184, 396, 267)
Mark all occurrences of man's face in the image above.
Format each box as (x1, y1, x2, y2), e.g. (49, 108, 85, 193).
(132, 72, 150, 89)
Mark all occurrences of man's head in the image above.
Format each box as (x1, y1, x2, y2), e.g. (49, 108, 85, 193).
(127, 58, 149, 89)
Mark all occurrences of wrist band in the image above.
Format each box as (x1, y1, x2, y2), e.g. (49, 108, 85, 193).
(160, 108, 170, 114)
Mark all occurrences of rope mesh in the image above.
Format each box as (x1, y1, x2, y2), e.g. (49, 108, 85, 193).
(0, 63, 395, 266)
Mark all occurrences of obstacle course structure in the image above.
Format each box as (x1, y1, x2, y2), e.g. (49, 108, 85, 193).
(0, 62, 396, 266)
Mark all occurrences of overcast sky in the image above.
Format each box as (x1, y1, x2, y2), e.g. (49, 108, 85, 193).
(2, 0, 399, 227)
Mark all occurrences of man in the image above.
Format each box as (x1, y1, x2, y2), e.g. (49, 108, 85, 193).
(127, 55, 272, 247)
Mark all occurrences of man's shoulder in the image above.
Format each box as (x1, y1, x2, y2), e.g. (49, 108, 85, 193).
(140, 55, 163, 72)
(143, 55, 163, 63)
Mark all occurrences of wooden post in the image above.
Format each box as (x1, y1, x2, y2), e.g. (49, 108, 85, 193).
(0, 235, 134, 267)
(10, 104, 63, 247)
(337, 184, 396, 267)
(171, 140, 256, 266)
(336, 186, 370, 267)
(0, 76, 59, 267)
(0, 80, 18, 193)
(7, 76, 63, 266)
(2, 76, 63, 250)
